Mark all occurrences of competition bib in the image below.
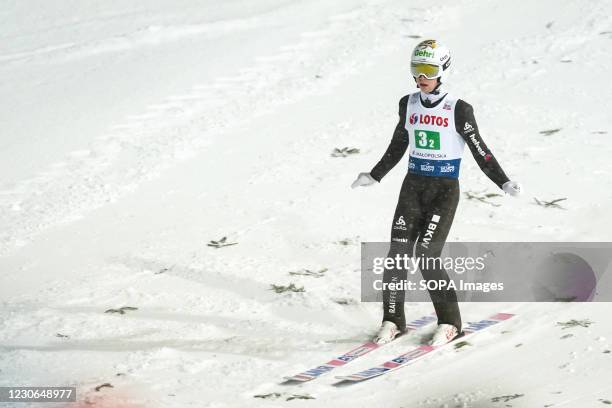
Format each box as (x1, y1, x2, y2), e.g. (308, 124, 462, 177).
(405, 93, 465, 178)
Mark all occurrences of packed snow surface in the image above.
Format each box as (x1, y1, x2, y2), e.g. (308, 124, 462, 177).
(1, 0, 612, 407)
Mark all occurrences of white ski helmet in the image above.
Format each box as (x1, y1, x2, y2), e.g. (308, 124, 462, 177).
(410, 39, 451, 82)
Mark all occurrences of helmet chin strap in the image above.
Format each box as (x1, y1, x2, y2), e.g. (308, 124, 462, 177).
(433, 77, 443, 93)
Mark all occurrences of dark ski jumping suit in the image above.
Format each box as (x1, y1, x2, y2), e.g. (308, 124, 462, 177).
(370, 92, 510, 332)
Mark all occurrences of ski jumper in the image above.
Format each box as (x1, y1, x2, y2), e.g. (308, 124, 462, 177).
(370, 92, 510, 331)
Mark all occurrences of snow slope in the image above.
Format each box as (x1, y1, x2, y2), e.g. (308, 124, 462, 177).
(1, 0, 612, 407)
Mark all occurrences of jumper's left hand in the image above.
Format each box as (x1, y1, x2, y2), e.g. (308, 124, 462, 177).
(502, 180, 522, 196)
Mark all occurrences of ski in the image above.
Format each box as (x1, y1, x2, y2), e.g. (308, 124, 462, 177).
(283, 313, 437, 382)
(335, 312, 515, 383)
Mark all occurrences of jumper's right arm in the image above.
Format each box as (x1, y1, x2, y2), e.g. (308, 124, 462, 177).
(369, 95, 410, 182)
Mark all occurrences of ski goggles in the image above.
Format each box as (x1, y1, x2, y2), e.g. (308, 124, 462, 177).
(410, 62, 442, 79)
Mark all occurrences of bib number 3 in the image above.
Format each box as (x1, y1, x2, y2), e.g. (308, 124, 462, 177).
(415, 129, 440, 150)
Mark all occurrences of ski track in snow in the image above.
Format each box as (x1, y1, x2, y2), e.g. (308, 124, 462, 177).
(1, 0, 612, 407)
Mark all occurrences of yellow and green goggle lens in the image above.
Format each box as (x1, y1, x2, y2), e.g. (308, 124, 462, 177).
(410, 63, 441, 79)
